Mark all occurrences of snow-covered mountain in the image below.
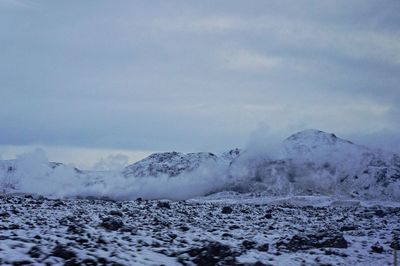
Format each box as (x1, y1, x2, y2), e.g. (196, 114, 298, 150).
(228, 129, 400, 200)
(283, 129, 357, 157)
(121, 149, 242, 179)
(117, 130, 400, 201)
(122, 151, 220, 178)
(283, 129, 400, 200)
(1, 129, 399, 201)
(220, 148, 242, 164)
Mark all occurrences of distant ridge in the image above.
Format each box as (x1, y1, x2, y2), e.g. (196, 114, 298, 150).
(1, 129, 399, 201)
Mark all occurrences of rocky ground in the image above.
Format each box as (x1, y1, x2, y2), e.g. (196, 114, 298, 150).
(0, 194, 399, 265)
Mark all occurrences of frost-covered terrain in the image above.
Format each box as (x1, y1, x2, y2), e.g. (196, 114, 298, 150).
(0, 194, 399, 265)
(1, 129, 400, 265)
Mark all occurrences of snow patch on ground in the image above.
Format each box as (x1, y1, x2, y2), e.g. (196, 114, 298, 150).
(0, 195, 398, 265)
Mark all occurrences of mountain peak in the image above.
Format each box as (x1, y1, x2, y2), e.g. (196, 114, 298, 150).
(122, 151, 219, 178)
(287, 129, 335, 140)
(285, 129, 353, 145)
(283, 129, 357, 158)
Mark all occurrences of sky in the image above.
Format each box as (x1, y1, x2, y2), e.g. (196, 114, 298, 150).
(1, 0, 400, 169)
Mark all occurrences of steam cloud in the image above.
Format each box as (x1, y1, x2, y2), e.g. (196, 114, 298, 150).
(1, 129, 399, 201)
(92, 154, 129, 171)
(0, 149, 230, 200)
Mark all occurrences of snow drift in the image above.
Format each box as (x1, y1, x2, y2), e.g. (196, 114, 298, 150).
(1, 130, 399, 201)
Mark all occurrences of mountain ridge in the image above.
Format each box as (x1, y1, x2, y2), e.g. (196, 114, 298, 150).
(1, 129, 399, 201)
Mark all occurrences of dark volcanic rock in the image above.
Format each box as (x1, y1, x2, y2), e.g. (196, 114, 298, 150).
(390, 239, 400, 250)
(264, 213, 272, 219)
(242, 240, 257, 250)
(81, 258, 98, 265)
(374, 209, 386, 218)
(67, 224, 85, 235)
(186, 242, 238, 265)
(284, 232, 348, 251)
(51, 244, 77, 260)
(97, 257, 108, 265)
(8, 224, 20, 230)
(180, 225, 190, 232)
(100, 217, 124, 231)
(340, 225, 357, 231)
(27, 246, 41, 258)
(221, 206, 233, 214)
(53, 200, 66, 207)
(109, 210, 123, 216)
(11, 260, 33, 266)
(0, 212, 10, 218)
(371, 242, 384, 253)
(257, 243, 269, 252)
(157, 201, 171, 209)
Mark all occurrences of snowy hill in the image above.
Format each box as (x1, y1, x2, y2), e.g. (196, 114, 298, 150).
(283, 129, 400, 200)
(1, 129, 399, 201)
(122, 151, 220, 178)
(228, 129, 400, 200)
(220, 148, 242, 164)
(283, 129, 357, 157)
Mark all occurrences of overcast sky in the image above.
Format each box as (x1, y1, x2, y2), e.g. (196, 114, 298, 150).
(1, 0, 400, 168)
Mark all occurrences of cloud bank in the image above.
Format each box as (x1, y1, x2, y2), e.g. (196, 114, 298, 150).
(1, 0, 400, 161)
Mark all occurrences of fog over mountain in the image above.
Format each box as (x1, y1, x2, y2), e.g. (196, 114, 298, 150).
(1, 129, 399, 201)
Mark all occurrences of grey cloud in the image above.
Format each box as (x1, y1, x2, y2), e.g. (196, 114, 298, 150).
(1, 0, 399, 156)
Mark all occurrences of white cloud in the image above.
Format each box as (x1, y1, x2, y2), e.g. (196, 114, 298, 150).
(92, 154, 129, 171)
